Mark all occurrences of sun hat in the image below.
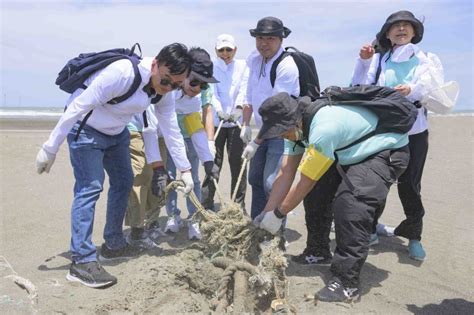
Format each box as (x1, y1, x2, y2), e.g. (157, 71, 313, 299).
(257, 93, 311, 140)
(376, 10, 424, 49)
(249, 16, 291, 38)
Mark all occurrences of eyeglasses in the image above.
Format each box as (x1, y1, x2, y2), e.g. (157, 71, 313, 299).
(189, 80, 209, 90)
(217, 47, 233, 53)
(156, 64, 182, 90)
(159, 78, 181, 90)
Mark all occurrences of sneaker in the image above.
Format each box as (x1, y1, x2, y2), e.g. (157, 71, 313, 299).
(66, 261, 117, 288)
(315, 278, 360, 303)
(188, 222, 202, 240)
(164, 215, 183, 233)
(99, 243, 142, 261)
(408, 240, 426, 261)
(376, 223, 395, 237)
(291, 248, 332, 266)
(126, 233, 158, 250)
(369, 233, 379, 246)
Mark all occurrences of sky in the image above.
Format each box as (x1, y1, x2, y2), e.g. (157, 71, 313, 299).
(0, 0, 472, 111)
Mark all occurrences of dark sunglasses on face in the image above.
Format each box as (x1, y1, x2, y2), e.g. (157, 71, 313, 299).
(189, 80, 209, 90)
(159, 78, 181, 90)
(218, 47, 233, 53)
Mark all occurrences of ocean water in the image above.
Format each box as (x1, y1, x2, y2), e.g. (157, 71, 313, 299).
(0, 106, 472, 119)
(0, 107, 63, 119)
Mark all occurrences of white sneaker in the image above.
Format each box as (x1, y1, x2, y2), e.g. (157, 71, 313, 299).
(164, 215, 182, 233)
(376, 223, 395, 237)
(188, 222, 202, 240)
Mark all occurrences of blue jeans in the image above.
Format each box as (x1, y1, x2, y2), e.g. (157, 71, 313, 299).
(165, 138, 201, 218)
(67, 123, 133, 263)
(248, 138, 284, 219)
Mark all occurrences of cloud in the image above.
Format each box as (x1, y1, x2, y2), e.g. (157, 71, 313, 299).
(0, 0, 472, 110)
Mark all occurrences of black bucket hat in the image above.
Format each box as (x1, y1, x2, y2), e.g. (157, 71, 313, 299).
(249, 16, 291, 38)
(189, 48, 219, 83)
(257, 93, 311, 140)
(376, 10, 424, 49)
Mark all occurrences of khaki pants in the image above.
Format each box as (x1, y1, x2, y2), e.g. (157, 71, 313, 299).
(125, 131, 167, 228)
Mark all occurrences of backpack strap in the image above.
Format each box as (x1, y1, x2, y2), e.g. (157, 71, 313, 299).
(270, 51, 287, 88)
(73, 53, 143, 141)
(373, 53, 383, 85)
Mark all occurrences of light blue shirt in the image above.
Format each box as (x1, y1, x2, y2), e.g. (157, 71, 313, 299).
(284, 105, 408, 165)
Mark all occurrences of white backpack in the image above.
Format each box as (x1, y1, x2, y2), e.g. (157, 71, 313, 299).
(419, 52, 459, 114)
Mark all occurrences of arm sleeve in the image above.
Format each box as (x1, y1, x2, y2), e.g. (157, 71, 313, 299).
(351, 56, 374, 85)
(235, 64, 250, 107)
(272, 57, 300, 97)
(406, 51, 432, 102)
(42, 62, 132, 154)
(155, 94, 191, 171)
(190, 129, 214, 163)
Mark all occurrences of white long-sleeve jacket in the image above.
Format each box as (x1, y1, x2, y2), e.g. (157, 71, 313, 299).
(351, 44, 431, 135)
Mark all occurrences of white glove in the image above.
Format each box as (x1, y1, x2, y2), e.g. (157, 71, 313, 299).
(177, 171, 194, 195)
(208, 140, 216, 158)
(252, 211, 266, 227)
(240, 125, 252, 144)
(241, 141, 259, 160)
(36, 148, 56, 174)
(217, 111, 230, 122)
(260, 210, 284, 235)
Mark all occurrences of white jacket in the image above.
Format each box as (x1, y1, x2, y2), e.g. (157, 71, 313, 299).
(351, 44, 430, 135)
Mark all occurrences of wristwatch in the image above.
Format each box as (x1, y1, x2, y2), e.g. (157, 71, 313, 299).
(273, 207, 286, 219)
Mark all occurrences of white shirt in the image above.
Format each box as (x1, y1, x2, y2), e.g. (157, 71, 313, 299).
(351, 44, 430, 135)
(173, 90, 214, 163)
(246, 47, 300, 128)
(43, 57, 155, 154)
(136, 93, 192, 171)
(212, 57, 249, 128)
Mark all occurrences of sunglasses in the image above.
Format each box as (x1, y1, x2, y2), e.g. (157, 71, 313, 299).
(189, 80, 209, 90)
(159, 78, 181, 90)
(217, 47, 233, 53)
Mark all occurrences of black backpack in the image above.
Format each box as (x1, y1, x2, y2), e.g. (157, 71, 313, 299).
(301, 85, 418, 147)
(56, 43, 145, 140)
(270, 46, 320, 101)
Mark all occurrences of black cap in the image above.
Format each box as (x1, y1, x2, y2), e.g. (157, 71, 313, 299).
(376, 10, 424, 49)
(189, 48, 219, 83)
(257, 93, 311, 140)
(249, 16, 291, 38)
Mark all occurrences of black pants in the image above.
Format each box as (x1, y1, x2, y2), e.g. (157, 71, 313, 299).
(394, 130, 429, 241)
(303, 164, 341, 256)
(330, 147, 409, 288)
(201, 126, 247, 210)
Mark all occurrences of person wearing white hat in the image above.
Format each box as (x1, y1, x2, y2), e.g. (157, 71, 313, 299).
(201, 34, 249, 211)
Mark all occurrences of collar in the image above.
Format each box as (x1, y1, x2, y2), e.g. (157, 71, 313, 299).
(266, 46, 285, 64)
(390, 43, 420, 63)
(215, 57, 234, 71)
(142, 80, 156, 97)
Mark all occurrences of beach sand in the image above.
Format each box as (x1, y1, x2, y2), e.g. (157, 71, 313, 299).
(1, 115, 473, 314)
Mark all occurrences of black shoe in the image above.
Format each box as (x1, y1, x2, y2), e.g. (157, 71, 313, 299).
(130, 227, 146, 241)
(291, 248, 332, 265)
(315, 278, 360, 303)
(99, 243, 142, 261)
(66, 261, 117, 288)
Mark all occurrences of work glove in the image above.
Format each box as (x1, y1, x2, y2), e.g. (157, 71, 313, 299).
(208, 140, 216, 158)
(229, 108, 243, 122)
(240, 125, 252, 144)
(252, 211, 266, 227)
(241, 141, 259, 160)
(260, 209, 285, 235)
(177, 171, 194, 195)
(217, 111, 230, 122)
(203, 161, 219, 180)
(36, 147, 56, 174)
(151, 166, 169, 197)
